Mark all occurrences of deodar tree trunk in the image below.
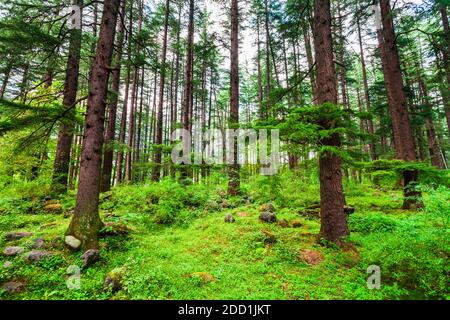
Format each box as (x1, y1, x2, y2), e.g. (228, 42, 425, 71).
(228, 0, 240, 196)
(51, 0, 83, 195)
(101, 0, 126, 192)
(313, 0, 349, 246)
(180, 0, 194, 182)
(152, 0, 170, 182)
(67, 0, 121, 250)
(378, 0, 423, 209)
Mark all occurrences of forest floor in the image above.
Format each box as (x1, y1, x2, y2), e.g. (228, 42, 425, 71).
(0, 173, 448, 300)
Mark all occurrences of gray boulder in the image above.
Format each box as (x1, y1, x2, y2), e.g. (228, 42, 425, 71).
(2, 281, 25, 294)
(51, 236, 64, 249)
(31, 238, 48, 250)
(24, 250, 53, 263)
(65, 236, 81, 250)
(224, 214, 236, 223)
(259, 203, 276, 213)
(259, 211, 277, 223)
(103, 268, 125, 293)
(3, 246, 24, 257)
(277, 218, 290, 228)
(344, 206, 355, 215)
(5, 232, 33, 241)
(81, 249, 100, 269)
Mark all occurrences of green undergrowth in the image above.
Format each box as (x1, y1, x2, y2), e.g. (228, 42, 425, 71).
(0, 172, 448, 300)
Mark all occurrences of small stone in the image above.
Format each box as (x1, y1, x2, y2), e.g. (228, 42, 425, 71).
(291, 220, 303, 228)
(5, 232, 33, 241)
(40, 223, 57, 230)
(186, 272, 216, 284)
(25, 250, 53, 262)
(3, 261, 13, 268)
(2, 281, 25, 294)
(237, 212, 250, 217)
(299, 249, 324, 266)
(216, 189, 227, 198)
(51, 236, 64, 249)
(259, 211, 277, 223)
(3, 246, 25, 257)
(100, 191, 113, 201)
(65, 236, 82, 250)
(262, 230, 277, 245)
(221, 200, 230, 209)
(277, 218, 290, 228)
(103, 267, 125, 293)
(205, 200, 220, 212)
(224, 214, 236, 223)
(243, 195, 254, 205)
(81, 249, 100, 269)
(105, 212, 119, 219)
(259, 203, 275, 213)
(344, 206, 355, 215)
(44, 200, 59, 206)
(31, 238, 48, 249)
(99, 222, 129, 236)
(43, 203, 63, 214)
(64, 210, 74, 218)
(301, 209, 320, 219)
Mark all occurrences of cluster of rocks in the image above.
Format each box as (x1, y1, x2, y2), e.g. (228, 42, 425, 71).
(3, 232, 55, 264)
(1, 232, 98, 293)
(2, 221, 128, 296)
(222, 203, 309, 229)
(259, 203, 277, 223)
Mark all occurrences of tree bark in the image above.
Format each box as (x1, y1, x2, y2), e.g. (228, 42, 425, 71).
(0, 63, 11, 98)
(264, 0, 271, 115)
(439, 5, 450, 135)
(101, 0, 126, 192)
(417, 69, 445, 169)
(152, 0, 170, 182)
(257, 13, 264, 119)
(313, 0, 349, 246)
(303, 24, 316, 102)
(180, 0, 195, 182)
(228, 0, 240, 196)
(51, 0, 83, 195)
(66, 0, 121, 250)
(378, 0, 422, 209)
(115, 2, 133, 185)
(357, 15, 377, 161)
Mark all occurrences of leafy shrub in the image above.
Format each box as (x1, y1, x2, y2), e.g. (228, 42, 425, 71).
(353, 198, 449, 299)
(247, 171, 320, 209)
(349, 213, 398, 234)
(0, 178, 50, 215)
(361, 225, 448, 299)
(101, 179, 211, 225)
(424, 186, 450, 229)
